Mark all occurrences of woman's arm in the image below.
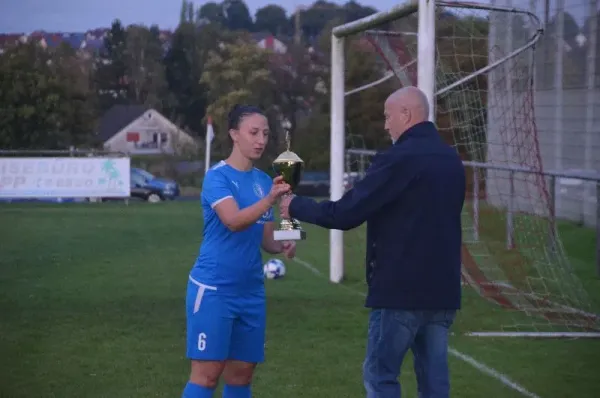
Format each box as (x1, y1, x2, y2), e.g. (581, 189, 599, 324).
(214, 196, 275, 233)
(211, 175, 290, 233)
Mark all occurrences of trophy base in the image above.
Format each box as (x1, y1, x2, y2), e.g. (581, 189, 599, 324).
(274, 229, 306, 241)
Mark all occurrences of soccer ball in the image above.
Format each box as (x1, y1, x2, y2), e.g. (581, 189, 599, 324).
(263, 258, 286, 279)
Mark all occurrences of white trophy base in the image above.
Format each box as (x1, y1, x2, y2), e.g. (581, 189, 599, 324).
(274, 229, 306, 241)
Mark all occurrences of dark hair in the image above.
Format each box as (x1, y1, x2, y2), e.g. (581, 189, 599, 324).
(227, 104, 264, 130)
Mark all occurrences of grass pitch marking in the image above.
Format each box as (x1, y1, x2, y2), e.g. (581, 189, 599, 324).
(292, 257, 542, 398)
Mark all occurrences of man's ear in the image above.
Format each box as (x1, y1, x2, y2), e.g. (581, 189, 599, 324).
(229, 129, 237, 143)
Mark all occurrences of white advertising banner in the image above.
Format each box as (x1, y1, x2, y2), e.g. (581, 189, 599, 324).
(0, 157, 131, 198)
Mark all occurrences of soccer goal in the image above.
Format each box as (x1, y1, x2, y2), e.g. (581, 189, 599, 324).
(329, 0, 600, 338)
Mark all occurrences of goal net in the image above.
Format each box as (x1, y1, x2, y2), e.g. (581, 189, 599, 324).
(335, 0, 600, 337)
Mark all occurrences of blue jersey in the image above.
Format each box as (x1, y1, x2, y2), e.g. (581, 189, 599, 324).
(191, 161, 274, 293)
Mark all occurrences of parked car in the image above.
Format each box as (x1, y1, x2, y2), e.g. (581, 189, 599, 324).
(91, 167, 180, 203)
(129, 168, 180, 202)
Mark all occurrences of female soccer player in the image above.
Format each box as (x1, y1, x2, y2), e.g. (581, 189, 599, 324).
(182, 105, 296, 398)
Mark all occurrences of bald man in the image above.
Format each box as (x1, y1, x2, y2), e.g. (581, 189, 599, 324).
(280, 86, 465, 398)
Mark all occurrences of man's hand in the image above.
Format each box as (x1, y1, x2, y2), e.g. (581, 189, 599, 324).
(279, 194, 294, 219)
(281, 241, 296, 259)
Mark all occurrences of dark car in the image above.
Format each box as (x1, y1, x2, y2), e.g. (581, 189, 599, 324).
(129, 168, 180, 202)
(92, 167, 180, 203)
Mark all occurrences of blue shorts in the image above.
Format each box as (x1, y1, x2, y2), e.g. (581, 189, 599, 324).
(185, 276, 266, 363)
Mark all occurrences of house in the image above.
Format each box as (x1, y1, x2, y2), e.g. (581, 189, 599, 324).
(0, 27, 287, 57)
(252, 32, 288, 54)
(98, 105, 197, 155)
(0, 33, 28, 54)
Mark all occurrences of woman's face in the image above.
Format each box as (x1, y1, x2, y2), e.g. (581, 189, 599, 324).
(230, 113, 270, 160)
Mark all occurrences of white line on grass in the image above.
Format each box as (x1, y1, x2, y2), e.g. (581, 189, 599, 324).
(447, 348, 541, 398)
(292, 257, 321, 275)
(292, 257, 542, 398)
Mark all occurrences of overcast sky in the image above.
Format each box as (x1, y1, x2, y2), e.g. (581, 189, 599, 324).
(0, 0, 391, 33)
(0, 0, 592, 34)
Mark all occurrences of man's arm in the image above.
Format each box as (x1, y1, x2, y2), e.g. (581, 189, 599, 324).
(289, 152, 418, 231)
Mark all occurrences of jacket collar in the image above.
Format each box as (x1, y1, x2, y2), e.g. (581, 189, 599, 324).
(393, 121, 438, 145)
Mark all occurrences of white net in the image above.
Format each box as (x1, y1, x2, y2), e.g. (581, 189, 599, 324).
(344, 1, 599, 334)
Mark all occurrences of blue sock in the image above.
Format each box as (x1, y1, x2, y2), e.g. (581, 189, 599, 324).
(182, 382, 215, 398)
(222, 384, 251, 398)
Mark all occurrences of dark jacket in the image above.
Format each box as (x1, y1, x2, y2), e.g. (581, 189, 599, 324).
(289, 121, 466, 310)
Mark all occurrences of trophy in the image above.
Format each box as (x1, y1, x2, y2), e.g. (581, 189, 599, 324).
(272, 127, 306, 241)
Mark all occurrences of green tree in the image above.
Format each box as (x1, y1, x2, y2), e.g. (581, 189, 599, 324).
(222, 0, 254, 31)
(197, 1, 227, 26)
(292, 18, 397, 170)
(125, 24, 168, 109)
(344, 40, 398, 151)
(269, 42, 326, 146)
(92, 19, 128, 114)
(342, 1, 377, 22)
(179, 0, 196, 24)
(0, 43, 93, 149)
(163, 22, 233, 135)
(200, 38, 275, 158)
(255, 5, 290, 35)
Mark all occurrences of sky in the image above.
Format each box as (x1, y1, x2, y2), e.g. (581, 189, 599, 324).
(0, 0, 396, 34)
(0, 0, 591, 34)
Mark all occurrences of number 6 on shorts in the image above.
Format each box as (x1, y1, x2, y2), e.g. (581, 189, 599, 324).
(198, 332, 207, 351)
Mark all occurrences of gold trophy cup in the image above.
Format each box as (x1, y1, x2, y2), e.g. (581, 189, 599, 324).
(272, 129, 306, 241)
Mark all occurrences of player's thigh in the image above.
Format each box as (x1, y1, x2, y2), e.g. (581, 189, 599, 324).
(186, 280, 233, 362)
(228, 293, 267, 364)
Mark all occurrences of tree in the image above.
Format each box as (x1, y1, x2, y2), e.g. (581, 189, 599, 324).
(293, 1, 342, 43)
(163, 22, 233, 135)
(291, 0, 375, 45)
(125, 24, 168, 109)
(222, 0, 254, 31)
(50, 43, 95, 146)
(291, 17, 397, 170)
(92, 19, 129, 114)
(255, 5, 290, 35)
(197, 1, 227, 26)
(197, 1, 226, 26)
(200, 37, 276, 159)
(180, 0, 195, 24)
(269, 43, 326, 146)
(342, 1, 377, 22)
(0, 43, 93, 149)
(344, 39, 398, 150)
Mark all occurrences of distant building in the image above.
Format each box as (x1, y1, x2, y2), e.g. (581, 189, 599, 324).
(252, 32, 288, 54)
(0, 28, 286, 55)
(98, 105, 197, 155)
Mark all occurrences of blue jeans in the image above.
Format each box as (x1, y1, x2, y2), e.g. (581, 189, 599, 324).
(363, 309, 456, 398)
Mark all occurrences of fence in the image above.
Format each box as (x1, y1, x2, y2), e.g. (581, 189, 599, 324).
(465, 161, 600, 277)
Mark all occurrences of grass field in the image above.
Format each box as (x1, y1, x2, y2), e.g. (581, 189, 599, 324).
(1, 201, 599, 398)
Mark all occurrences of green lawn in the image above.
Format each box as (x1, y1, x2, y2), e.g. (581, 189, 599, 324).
(0, 201, 599, 398)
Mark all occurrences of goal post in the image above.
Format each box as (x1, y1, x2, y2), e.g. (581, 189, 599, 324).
(330, 0, 421, 284)
(329, 0, 600, 337)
